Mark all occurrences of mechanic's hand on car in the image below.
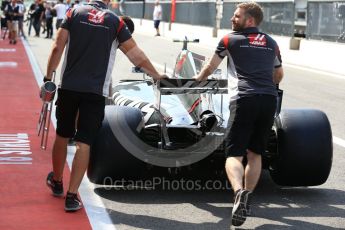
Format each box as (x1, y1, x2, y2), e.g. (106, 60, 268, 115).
(193, 74, 206, 82)
(156, 73, 169, 80)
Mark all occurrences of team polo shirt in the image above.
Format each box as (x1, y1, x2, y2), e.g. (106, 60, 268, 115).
(60, 1, 132, 97)
(215, 27, 282, 100)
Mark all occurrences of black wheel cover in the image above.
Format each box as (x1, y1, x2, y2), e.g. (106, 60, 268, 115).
(270, 109, 333, 186)
(88, 105, 148, 184)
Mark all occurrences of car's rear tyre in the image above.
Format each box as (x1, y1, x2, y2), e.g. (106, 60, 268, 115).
(269, 109, 333, 186)
(87, 105, 149, 184)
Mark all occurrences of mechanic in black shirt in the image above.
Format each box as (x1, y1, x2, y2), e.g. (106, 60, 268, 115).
(44, 1, 166, 212)
(121, 15, 134, 34)
(67, 15, 135, 144)
(194, 2, 283, 226)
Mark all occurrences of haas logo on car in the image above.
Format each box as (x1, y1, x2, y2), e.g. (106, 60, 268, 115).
(88, 9, 106, 24)
(248, 34, 267, 46)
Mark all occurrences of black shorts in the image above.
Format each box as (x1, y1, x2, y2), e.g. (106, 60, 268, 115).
(56, 19, 63, 29)
(55, 89, 105, 146)
(1, 17, 7, 28)
(225, 95, 277, 157)
(154, 20, 160, 29)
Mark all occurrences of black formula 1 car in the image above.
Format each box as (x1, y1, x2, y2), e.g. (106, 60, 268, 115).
(87, 38, 333, 187)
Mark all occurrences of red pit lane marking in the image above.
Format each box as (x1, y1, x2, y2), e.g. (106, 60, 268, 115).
(0, 38, 92, 230)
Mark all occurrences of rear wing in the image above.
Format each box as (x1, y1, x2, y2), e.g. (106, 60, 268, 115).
(156, 78, 228, 95)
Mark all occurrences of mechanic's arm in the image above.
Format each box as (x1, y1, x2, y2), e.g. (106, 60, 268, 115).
(194, 54, 223, 81)
(120, 38, 166, 80)
(273, 66, 284, 84)
(45, 28, 68, 80)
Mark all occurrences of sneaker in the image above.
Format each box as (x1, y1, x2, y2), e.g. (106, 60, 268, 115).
(246, 192, 253, 216)
(46, 171, 64, 197)
(65, 192, 83, 212)
(231, 189, 251, 227)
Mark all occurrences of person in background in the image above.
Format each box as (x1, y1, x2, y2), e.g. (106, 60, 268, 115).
(1, 0, 10, 38)
(44, 2, 53, 38)
(152, 0, 162, 36)
(27, 1, 35, 36)
(72, 0, 81, 9)
(16, 0, 25, 38)
(4, 0, 21, 44)
(40, 2, 46, 35)
(32, 0, 44, 37)
(54, 0, 67, 29)
(1, 0, 10, 11)
(194, 2, 284, 227)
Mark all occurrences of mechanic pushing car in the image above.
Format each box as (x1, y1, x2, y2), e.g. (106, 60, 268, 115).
(194, 2, 284, 227)
(43, 0, 167, 212)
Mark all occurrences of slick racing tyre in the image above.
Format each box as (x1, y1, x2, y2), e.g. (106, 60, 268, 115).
(87, 105, 149, 184)
(269, 109, 333, 186)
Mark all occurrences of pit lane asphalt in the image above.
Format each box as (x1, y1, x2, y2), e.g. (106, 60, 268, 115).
(26, 29, 345, 229)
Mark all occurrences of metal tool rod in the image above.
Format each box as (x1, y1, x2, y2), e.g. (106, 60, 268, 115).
(37, 71, 56, 150)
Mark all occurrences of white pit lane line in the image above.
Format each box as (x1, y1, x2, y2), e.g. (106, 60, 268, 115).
(283, 63, 345, 80)
(0, 62, 18, 68)
(151, 62, 345, 149)
(0, 48, 16, 52)
(333, 136, 345, 148)
(22, 38, 116, 230)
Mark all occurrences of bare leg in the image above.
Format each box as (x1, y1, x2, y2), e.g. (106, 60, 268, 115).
(12, 29, 17, 43)
(7, 22, 12, 40)
(52, 134, 69, 181)
(225, 156, 244, 192)
(9, 30, 13, 40)
(68, 142, 90, 194)
(244, 149, 261, 191)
